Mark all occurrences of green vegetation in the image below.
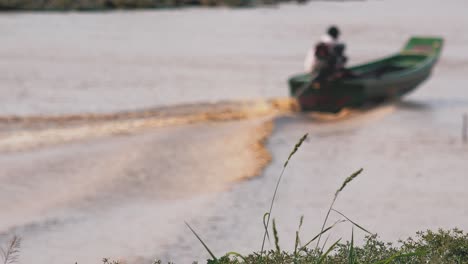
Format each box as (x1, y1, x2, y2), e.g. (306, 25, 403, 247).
(203, 229, 467, 263)
(1, 134, 467, 263)
(182, 134, 468, 263)
(0, 0, 298, 11)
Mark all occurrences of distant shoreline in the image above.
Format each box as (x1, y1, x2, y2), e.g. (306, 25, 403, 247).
(0, 0, 304, 11)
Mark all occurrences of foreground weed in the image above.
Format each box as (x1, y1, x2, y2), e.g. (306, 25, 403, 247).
(261, 133, 308, 254)
(0, 235, 21, 264)
(185, 222, 218, 262)
(293, 215, 304, 258)
(316, 168, 363, 249)
(272, 219, 281, 253)
(182, 133, 467, 264)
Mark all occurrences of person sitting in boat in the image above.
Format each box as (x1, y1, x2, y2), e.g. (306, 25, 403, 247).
(329, 43, 355, 79)
(313, 42, 331, 74)
(303, 25, 341, 73)
(332, 43, 347, 70)
(314, 42, 336, 81)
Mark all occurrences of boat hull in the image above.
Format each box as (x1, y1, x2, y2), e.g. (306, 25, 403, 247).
(289, 37, 443, 112)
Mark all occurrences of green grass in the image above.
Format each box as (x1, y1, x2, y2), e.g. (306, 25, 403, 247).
(207, 228, 467, 264)
(1, 134, 467, 263)
(183, 134, 468, 264)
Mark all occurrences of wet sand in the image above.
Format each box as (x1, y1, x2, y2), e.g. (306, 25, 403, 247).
(1, 0, 468, 263)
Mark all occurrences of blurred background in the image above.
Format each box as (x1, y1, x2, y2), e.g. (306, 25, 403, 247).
(0, 0, 467, 263)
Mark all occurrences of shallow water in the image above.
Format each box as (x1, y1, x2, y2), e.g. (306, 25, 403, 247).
(1, 0, 468, 263)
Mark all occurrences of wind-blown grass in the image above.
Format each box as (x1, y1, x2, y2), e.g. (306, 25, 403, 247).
(2, 133, 467, 263)
(261, 133, 308, 254)
(316, 168, 363, 249)
(0, 235, 21, 264)
(183, 134, 468, 263)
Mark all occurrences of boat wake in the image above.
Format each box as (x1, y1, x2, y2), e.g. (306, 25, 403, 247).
(0, 98, 298, 152)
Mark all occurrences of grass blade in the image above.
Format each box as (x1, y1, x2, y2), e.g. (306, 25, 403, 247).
(225, 252, 247, 262)
(294, 231, 300, 257)
(318, 238, 342, 264)
(273, 219, 280, 253)
(298, 215, 304, 230)
(185, 222, 217, 261)
(320, 233, 332, 253)
(336, 168, 363, 196)
(263, 212, 270, 243)
(294, 216, 304, 256)
(374, 250, 426, 264)
(316, 168, 363, 249)
(284, 133, 308, 168)
(332, 209, 373, 235)
(299, 220, 345, 251)
(348, 228, 355, 264)
(0, 235, 21, 264)
(261, 133, 308, 254)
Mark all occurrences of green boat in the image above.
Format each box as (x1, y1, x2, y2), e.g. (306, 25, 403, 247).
(288, 37, 444, 112)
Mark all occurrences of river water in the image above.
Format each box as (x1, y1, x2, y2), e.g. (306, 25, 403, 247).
(1, 0, 468, 263)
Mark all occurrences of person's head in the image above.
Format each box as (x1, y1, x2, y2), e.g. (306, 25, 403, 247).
(327, 26, 340, 40)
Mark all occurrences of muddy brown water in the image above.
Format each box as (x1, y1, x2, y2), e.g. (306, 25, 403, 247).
(1, 0, 468, 263)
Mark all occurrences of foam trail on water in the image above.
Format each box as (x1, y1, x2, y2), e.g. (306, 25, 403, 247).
(0, 98, 298, 152)
(0, 117, 277, 264)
